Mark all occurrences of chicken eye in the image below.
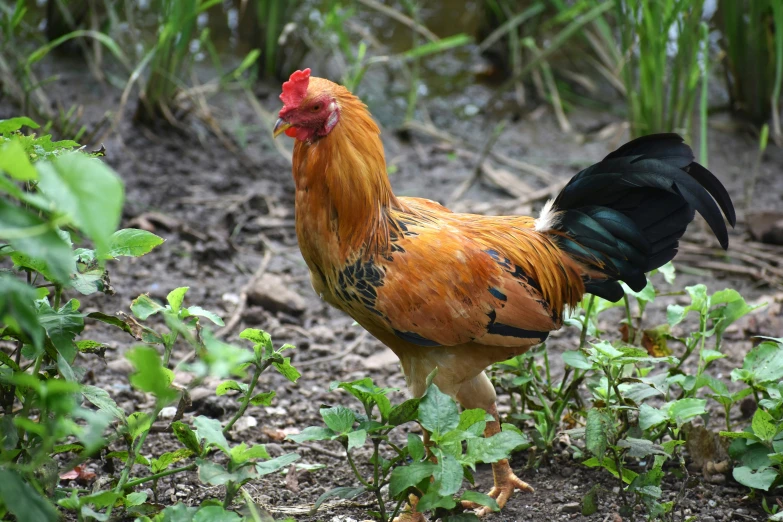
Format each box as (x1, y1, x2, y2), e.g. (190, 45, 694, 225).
(311, 104, 321, 112)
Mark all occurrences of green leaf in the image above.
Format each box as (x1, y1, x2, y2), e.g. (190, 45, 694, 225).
(256, 452, 300, 476)
(230, 443, 270, 464)
(286, 426, 335, 443)
(192, 505, 242, 522)
(215, 380, 246, 396)
(458, 408, 491, 432)
(197, 459, 253, 486)
(419, 384, 459, 437)
(581, 484, 599, 516)
(36, 298, 83, 362)
(239, 328, 273, 360)
(166, 287, 189, 313)
(700, 349, 725, 364)
(151, 448, 194, 473)
(0, 117, 40, 133)
(639, 404, 668, 430)
(125, 491, 147, 507)
(126, 346, 178, 404)
(1, 199, 75, 282)
(127, 411, 152, 441)
(185, 305, 224, 326)
(467, 430, 528, 463)
(130, 294, 165, 320)
(583, 456, 639, 484)
(657, 261, 676, 284)
(751, 408, 777, 443)
(390, 461, 436, 497)
(199, 331, 255, 378)
(347, 429, 366, 451)
(320, 406, 355, 434)
(617, 438, 665, 458)
(0, 468, 58, 522)
(172, 421, 202, 454)
(732, 341, 783, 385)
(667, 304, 687, 327)
(460, 491, 499, 512)
(407, 433, 425, 461)
(433, 451, 463, 496)
(0, 275, 45, 349)
(562, 350, 593, 369)
(273, 357, 300, 383)
(105, 229, 163, 258)
(248, 391, 276, 406)
(732, 466, 777, 491)
(36, 153, 123, 257)
(313, 486, 366, 511)
(417, 490, 457, 511)
(667, 398, 707, 426)
(388, 397, 421, 426)
(81, 384, 126, 422)
(193, 416, 229, 454)
(0, 139, 37, 180)
(585, 409, 610, 459)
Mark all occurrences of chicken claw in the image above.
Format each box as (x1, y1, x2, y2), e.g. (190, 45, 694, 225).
(393, 494, 428, 522)
(461, 459, 534, 517)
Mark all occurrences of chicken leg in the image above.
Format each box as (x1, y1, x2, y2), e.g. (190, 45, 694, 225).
(462, 403, 534, 516)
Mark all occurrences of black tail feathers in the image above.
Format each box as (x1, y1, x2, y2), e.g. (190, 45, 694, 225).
(545, 133, 735, 302)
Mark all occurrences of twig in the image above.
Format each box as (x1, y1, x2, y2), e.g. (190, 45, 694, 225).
(448, 119, 509, 205)
(356, 0, 439, 42)
(296, 332, 368, 367)
(401, 119, 555, 182)
(216, 249, 272, 339)
(296, 442, 345, 459)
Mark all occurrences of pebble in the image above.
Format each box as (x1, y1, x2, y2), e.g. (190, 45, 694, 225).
(159, 406, 178, 419)
(233, 416, 258, 432)
(558, 502, 581, 514)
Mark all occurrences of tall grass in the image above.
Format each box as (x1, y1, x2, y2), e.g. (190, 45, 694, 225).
(718, 0, 783, 140)
(135, 0, 221, 123)
(616, 0, 708, 139)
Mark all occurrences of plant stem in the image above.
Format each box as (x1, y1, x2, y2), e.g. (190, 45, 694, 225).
(345, 447, 371, 488)
(223, 360, 270, 435)
(579, 295, 596, 350)
(53, 284, 62, 309)
(372, 437, 387, 522)
(623, 295, 634, 342)
(122, 463, 197, 490)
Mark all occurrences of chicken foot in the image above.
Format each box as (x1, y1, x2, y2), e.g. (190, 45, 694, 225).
(461, 403, 534, 516)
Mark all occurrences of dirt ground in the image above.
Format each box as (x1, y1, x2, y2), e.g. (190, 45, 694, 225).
(3, 52, 783, 521)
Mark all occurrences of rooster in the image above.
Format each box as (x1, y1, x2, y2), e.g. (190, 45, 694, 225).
(274, 69, 735, 518)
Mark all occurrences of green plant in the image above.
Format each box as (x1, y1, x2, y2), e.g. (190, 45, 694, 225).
(718, 0, 783, 138)
(720, 342, 783, 494)
(616, 0, 709, 138)
(135, 0, 220, 123)
(289, 377, 528, 521)
(0, 116, 301, 520)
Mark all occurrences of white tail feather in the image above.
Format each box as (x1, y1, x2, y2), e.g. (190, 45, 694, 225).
(534, 198, 560, 232)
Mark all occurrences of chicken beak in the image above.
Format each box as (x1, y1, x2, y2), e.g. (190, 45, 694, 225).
(273, 118, 292, 138)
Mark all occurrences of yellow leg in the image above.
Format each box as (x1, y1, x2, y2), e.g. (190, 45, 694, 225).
(393, 429, 433, 522)
(462, 403, 534, 517)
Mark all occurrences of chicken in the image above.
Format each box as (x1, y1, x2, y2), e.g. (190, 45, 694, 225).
(273, 69, 736, 517)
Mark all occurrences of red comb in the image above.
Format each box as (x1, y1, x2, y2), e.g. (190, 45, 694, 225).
(280, 68, 311, 108)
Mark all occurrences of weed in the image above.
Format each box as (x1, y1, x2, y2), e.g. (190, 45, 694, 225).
(291, 376, 528, 521)
(0, 118, 300, 520)
(135, 0, 219, 123)
(718, 0, 783, 138)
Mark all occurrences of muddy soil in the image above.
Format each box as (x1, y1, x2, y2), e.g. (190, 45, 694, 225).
(3, 54, 783, 522)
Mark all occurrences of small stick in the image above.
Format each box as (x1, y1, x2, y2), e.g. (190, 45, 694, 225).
(356, 0, 439, 42)
(216, 249, 273, 339)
